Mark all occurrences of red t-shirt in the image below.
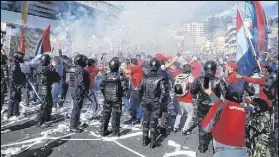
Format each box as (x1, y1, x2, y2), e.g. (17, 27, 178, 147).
(191, 61, 202, 78)
(84, 65, 102, 88)
(243, 76, 272, 107)
(171, 68, 182, 77)
(202, 101, 246, 147)
(129, 65, 143, 89)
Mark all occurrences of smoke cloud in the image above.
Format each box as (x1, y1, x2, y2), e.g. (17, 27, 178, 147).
(51, 1, 222, 58)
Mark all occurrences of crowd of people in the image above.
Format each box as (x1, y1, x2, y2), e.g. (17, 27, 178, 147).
(1, 42, 278, 157)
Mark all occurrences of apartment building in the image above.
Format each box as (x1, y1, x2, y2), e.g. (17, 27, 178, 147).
(182, 22, 205, 38)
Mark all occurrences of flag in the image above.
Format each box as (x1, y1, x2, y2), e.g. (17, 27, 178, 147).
(20, 25, 25, 55)
(35, 25, 51, 56)
(236, 9, 258, 78)
(245, 1, 268, 56)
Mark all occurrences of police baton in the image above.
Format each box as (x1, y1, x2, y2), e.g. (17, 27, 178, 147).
(27, 79, 43, 103)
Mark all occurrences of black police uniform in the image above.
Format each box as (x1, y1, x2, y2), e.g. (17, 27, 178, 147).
(139, 59, 167, 148)
(69, 54, 90, 133)
(36, 54, 60, 126)
(190, 60, 227, 153)
(7, 52, 26, 118)
(100, 58, 128, 136)
(1, 54, 8, 110)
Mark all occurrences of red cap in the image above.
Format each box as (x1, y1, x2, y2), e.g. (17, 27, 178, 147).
(155, 53, 168, 61)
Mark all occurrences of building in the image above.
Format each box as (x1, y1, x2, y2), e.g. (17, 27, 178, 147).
(225, 24, 237, 54)
(182, 22, 205, 38)
(1, 1, 121, 56)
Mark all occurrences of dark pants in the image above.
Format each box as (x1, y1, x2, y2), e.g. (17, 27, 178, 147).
(37, 92, 53, 125)
(130, 90, 141, 120)
(59, 82, 69, 106)
(142, 101, 160, 143)
(197, 113, 212, 153)
(159, 94, 170, 128)
(100, 102, 122, 134)
(7, 86, 22, 118)
(1, 82, 7, 110)
(70, 90, 85, 129)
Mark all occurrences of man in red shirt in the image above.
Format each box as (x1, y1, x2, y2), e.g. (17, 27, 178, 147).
(236, 65, 273, 108)
(173, 64, 196, 135)
(122, 58, 143, 124)
(84, 58, 104, 115)
(189, 56, 202, 78)
(202, 83, 247, 157)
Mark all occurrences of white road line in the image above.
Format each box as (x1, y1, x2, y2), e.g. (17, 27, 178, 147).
(1, 133, 74, 148)
(114, 141, 146, 157)
(1, 115, 37, 128)
(48, 138, 102, 141)
(89, 131, 142, 141)
(163, 151, 197, 157)
(164, 140, 197, 157)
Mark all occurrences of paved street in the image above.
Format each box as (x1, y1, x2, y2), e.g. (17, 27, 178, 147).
(1, 102, 213, 157)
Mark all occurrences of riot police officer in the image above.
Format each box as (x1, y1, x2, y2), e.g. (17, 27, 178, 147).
(1, 53, 8, 111)
(99, 57, 128, 136)
(36, 54, 60, 126)
(139, 58, 167, 148)
(69, 54, 89, 133)
(7, 51, 26, 119)
(190, 60, 227, 153)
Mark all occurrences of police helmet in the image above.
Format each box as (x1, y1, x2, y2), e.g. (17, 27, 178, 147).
(74, 54, 88, 67)
(40, 54, 52, 66)
(150, 58, 161, 72)
(109, 57, 120, 72)
(204, 60, 217, 78)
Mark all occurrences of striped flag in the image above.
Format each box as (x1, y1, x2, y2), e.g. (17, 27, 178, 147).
(35, 25, 51, 56)
(245, 1, 268, 56)
(236, 8, 258, 78)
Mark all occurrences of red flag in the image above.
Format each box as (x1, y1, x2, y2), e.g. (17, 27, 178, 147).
(236, 9, 243, 32)
(20, 25, 25, 55)
(252, 1, 267, 56)
(35, 25, 51, 56)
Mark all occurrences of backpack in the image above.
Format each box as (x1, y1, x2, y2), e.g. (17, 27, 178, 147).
(174, 74, 190, 97)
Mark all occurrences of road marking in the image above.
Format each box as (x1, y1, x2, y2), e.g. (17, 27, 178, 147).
(1, 133, 74, 148)
(114, 141, 146, 157)
(48, 137, 102, 141)
(164, 140, 197, 157)
(89, 131, 142, 141)
(163, 151, 197, 157)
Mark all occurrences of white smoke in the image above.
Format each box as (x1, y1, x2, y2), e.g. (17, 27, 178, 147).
(52, 2, 208, 58)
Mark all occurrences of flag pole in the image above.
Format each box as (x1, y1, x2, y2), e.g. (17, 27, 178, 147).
(236, 4, 262, 71)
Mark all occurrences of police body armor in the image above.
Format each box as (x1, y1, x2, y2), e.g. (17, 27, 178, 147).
(102, 72, 123, 103)
(192, 76, 227, 113)
(142, 75, 164, 100)
(35, 65, 49, 96)
(68, 67, 76, 88)
(9, 60, 25, 87)
(1, 64, 9, 90)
